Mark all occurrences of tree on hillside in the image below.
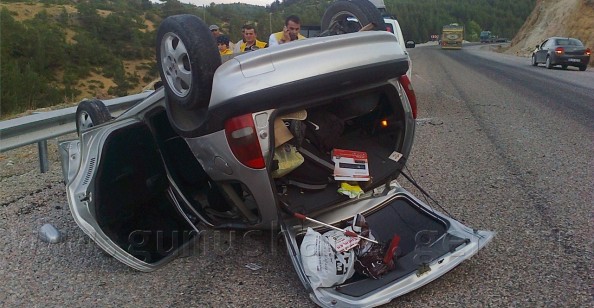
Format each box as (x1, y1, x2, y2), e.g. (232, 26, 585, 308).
(159, 0, 187, 17)
(466, 20, 482, 41)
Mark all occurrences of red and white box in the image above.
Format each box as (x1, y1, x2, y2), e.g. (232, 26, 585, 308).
(332, 149, 370, 182)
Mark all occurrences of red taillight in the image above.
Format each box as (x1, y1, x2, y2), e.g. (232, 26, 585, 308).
(555, 47, 564, 55)
(224, 114, 265, 169)
(399, 75, 417, 119)
(586, 48, 591, 56)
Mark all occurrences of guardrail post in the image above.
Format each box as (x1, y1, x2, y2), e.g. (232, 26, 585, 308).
(38, 140, 49, 173)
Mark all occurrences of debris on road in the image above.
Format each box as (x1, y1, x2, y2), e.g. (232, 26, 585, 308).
(245, 263, 262, 271)
(38, 223, 62, 243)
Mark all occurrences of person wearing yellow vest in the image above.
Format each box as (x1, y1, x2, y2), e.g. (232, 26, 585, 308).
(238, 25, 268, 52)
(268, 15, 306, 46)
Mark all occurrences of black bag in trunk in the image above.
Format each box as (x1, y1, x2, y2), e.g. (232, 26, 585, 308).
(304, 110, 344, 153)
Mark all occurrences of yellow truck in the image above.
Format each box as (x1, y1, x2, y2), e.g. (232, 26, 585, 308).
(441, 23, 464, 49)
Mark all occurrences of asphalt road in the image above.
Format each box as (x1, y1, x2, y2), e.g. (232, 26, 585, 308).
(1, 44, 592, 307)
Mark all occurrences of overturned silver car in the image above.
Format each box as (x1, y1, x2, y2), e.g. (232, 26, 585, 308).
(60, 3, 492, 307)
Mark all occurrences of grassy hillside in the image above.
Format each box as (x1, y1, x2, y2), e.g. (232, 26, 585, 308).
(0, 1, 161, 117)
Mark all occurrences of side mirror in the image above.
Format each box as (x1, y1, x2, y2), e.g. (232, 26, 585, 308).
(405, 40, 416, 48)
(535, 44, 540, 49)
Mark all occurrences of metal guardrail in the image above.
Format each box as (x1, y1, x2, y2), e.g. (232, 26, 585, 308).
(0, 91, 153, 172)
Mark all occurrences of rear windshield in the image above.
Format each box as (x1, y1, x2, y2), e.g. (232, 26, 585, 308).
(555, 38, 584, 46)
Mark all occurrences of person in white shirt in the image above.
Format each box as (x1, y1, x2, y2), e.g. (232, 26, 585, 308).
(268, 15, 306, 46)
(233, 24, 249, 53)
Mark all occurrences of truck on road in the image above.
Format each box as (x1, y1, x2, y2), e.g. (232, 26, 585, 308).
(480, 30, 492, 43)
(480, 30, 498, 43)
(441, 23, 464, 49)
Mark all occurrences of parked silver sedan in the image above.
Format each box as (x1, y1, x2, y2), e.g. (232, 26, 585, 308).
(531, 37, 591, 71)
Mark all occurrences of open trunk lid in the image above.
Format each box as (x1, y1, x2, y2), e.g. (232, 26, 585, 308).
(280, 185, 493, 307)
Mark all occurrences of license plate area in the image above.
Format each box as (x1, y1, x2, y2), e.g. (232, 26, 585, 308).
(568, 58, 581, 62)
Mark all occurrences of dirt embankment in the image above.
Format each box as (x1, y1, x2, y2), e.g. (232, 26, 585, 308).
(506, 0, 594, 66)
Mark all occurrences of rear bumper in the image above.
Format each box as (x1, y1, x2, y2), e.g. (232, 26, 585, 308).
(551, 54, 590, 66)
(441, 42, 462, 49)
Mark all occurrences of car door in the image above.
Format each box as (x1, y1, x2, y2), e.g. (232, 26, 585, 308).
(60, 103, 201, 272)
(536, 39, 549, 62)
(280, 183, 493, 307)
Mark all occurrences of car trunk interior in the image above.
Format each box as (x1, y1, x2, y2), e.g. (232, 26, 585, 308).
(270, 84, 470, 295)
(289, 193, 469, 297)
(275, 84, 409, 216)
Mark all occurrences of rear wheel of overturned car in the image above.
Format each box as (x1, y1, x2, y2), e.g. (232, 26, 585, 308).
(75, 99, 112, 135)
(320, 0, 386, 35)
(156, 14, 221, 111)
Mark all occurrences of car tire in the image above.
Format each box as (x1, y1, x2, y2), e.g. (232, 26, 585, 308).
(156, 14, 221, 111)
(531, 55, 538, 66)
(545, 56, 553, 69)
(75, 99, 112, 135)
(320, 0, 385, 35)
(561, 65, 568, 70)
(579, 65, 587, 71)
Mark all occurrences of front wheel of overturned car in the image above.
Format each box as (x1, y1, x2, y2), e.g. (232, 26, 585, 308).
(156, 14, 221, 111)
(75, 99, 112, 135)
(320, 0, 385, 36)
